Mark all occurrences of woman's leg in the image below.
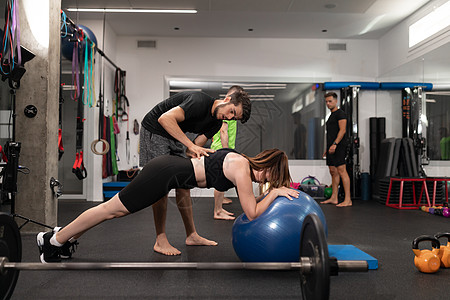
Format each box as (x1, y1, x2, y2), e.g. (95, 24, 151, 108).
(55, 194, 130, 244)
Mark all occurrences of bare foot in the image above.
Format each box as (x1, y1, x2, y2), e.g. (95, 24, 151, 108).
(186, 232, 218, 246)
(321, 198, 338, 204)
(223, 197, 232, 205)
(153, 234, 181, 256)
(222, 208, 234, 216)
(214, 209, 236, 220)
(336, 200, 352, 207)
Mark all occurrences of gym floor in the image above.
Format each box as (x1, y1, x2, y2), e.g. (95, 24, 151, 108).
(3, 196, 449, 300)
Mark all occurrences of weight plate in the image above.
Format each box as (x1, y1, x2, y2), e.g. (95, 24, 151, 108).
(0, 213, 22, 300)
(299, 214, 330, 300)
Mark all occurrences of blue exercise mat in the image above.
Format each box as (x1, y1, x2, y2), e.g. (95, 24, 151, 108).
(328, 245, 378, 270)
(103, 182, 129, 188)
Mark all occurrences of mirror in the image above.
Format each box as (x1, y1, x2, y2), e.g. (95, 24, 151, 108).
(169, 80, 326, 159)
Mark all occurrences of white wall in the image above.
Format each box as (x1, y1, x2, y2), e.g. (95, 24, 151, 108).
(379, 0, 450, 79)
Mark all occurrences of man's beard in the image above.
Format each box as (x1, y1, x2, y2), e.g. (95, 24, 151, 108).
(213, 103, 227, 119)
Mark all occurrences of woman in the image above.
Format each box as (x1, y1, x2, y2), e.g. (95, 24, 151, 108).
(37, 148, 299, 263)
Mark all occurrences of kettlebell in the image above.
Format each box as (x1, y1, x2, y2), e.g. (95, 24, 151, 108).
(435, 232, 450, 268)
(412, 235, 441, 273)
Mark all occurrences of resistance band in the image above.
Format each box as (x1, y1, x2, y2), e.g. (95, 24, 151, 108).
(0, 0, 21, 81)
(71, 27, 80, 101)
(83, 40, 96, 107)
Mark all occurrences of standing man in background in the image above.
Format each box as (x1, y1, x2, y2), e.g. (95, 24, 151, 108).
(140, 89, 251, 255)
(210, 85, 245, 220)
(321, 92, 352, 207)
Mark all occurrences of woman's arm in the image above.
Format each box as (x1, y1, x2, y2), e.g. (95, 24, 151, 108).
(240, 186, 299, 220)
(226, 157, 298, 220)
(255, 191, 267, 202)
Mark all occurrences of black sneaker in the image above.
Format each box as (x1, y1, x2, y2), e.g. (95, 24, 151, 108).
(36, 231, 61, 263)
(60, 240, 79, 259)
(53, 227, 78, 259)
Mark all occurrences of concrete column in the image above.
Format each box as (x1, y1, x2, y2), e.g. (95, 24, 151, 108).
(14, 0, 61, 232)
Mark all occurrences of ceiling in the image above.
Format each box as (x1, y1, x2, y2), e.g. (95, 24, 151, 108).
(62, 0, 431, 39)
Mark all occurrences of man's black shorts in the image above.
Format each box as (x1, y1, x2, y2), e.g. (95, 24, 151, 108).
(326, 143, 347, 167)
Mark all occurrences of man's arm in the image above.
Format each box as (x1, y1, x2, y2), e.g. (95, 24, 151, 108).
(219, 122, 229, 148)
(158, 106, 214, 158)
(193, 134, 208, 146)
(335, 119, 347, 144)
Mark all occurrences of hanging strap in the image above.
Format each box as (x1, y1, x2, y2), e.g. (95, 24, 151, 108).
(110, 117, 118, 175)
(90, 89, 109, 155)
(0, 145, 8, 162)
(73, 57, 86, 180)
(58, 128, 64, 160)
(72, 150, 87, 180)
(91, 38, 109, 156)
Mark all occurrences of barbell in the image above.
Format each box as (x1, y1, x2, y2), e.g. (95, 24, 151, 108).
(0, 213, 368, 300)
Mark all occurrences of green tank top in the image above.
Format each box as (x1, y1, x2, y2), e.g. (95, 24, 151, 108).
(210, 120, 237, 150)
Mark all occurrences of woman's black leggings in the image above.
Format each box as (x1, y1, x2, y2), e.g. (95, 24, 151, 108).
(118, 155, 197, 213)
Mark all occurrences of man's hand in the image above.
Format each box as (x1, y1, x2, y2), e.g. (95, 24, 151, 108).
(186, 145, 215, 158)
(329, 144, 337, 154)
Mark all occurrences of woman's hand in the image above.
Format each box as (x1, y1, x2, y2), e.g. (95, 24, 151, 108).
(271, 187, 300, 200)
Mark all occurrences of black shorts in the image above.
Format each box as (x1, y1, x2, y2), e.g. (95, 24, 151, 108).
(139, 127, 185, 167)
(326, 143, 347, 167)
(118, 155, 198, 213)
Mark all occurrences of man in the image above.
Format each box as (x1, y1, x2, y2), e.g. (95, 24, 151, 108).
(210, 86, 244, 220)
(321, 92, 352, 207)
(140, 90, 251, 255)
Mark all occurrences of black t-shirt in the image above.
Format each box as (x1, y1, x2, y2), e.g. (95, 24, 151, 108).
(141, 91, 222, 141)
(326, 108, 347, 147)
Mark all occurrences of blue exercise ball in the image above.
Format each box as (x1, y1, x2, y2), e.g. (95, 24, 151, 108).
(232, 191, 327, 262)
(61, 25, 97, 61)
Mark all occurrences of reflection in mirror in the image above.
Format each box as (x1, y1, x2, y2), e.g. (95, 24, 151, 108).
(378, 41, 450, 162)
(425, 92, 450, 160)
(169, 81, 325, 159)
